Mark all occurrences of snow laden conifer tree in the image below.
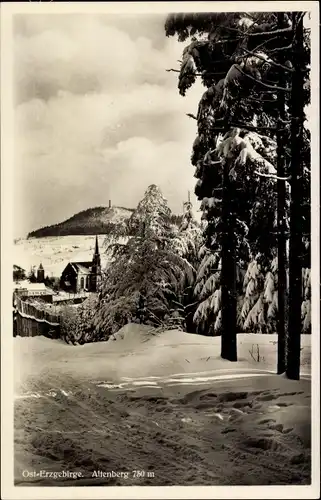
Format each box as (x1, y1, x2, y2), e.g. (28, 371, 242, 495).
(127, 184, 172, 238)
(172, 199, 202, 265)
(193, 244, 222, 336)
(61, 294, 99, 345)
(165, 12, 311, 362)
(93, 185, 197, 338)
(301, 267, 311, 333)
(171, 199, 203, 332)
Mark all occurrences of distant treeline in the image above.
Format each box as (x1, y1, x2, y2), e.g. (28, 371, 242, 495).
(28, 206, 132, 238)
(28, 222, 121, 238)
(27, 206, 184, 239)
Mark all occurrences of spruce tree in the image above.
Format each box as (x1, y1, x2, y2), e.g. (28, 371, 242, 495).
(94, 185, 196, 337)
(165, 12, 310, 369)
(287, 12, 306, 380)
(276, 11, 288, 374)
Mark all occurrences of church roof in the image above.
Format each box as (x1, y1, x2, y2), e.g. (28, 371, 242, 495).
(13, 264, 25, 272)
(70, 262, 92, 274)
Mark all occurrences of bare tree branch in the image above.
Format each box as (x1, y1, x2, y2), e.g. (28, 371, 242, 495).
(278, 117, 291, 124)
(267, 43, 293, 54)
(246, 26, 293, 37)
(186, 113, 197, 120)
(208, 26, 292, 46)
(166, 68, 226, 77)
(244, 96, 277, 103)
(251, 36, 280, 53)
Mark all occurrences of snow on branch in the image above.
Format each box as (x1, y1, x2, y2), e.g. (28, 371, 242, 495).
(267, 43, 293, 54)
(206, 27, 292, 46)
(166, 68, 226, 77)
(246, 26, 293, 37)
(216, 128, 277, 175)
(230, 122, 278, 131)
(240, 47, 294, 73)
(254, 171, 291, 181)
(234, 65, 291, 92)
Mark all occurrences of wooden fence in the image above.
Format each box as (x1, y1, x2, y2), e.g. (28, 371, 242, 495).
(14, 296, 61, 338)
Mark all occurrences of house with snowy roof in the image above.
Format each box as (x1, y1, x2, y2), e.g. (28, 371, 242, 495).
(59, 236, 101, 293)
(13, 281, 55, 303)
(13, 264, 26, 282)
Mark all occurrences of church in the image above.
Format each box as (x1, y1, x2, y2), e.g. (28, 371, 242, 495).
(60, 236, 102, 293)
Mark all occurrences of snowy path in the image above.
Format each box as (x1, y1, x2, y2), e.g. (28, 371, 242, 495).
(95, 367, 311, 391)
(15, 367, 311, 400)
(13, 331, 312, 486)
(14, 367, 311, 487)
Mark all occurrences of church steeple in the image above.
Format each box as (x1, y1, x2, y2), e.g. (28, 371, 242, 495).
(92, 235, 101, 268)
(37, 263, 45, 283)
(90, 236, 101, 292)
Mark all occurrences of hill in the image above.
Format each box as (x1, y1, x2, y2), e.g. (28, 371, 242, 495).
(27, 206, 184, 239)
(27, 206, 134, 238)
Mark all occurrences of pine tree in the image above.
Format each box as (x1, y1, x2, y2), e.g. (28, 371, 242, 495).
(94, 185, 196, 337)
(127, 184, 173, 238)
(165, 13, 281, 359)
(172, 200, 202, 264)
(61, 294, 99, 344)
(276, 12, 288, 374)
(165, 12, 310, 370)
(170, 200, 203, 332)
(301, 267, 311, 333)
(287, 12, 306, 380)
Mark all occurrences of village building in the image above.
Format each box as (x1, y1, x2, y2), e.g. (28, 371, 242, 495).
(13, 281, 55, 304)
(13, 264, 26, 282)
(60, 235, 101, 293)
(37, 263, 45, 283)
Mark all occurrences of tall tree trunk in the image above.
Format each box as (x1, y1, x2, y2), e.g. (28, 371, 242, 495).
(286, 11, 304, 380)
(276, 12, 288, 374)
(221, 157, 237, 361)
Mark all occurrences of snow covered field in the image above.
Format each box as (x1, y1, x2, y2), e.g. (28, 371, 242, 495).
(14, 327, 311, 390)
(13, 235, 120, 277)
(14, 327, 311, 486)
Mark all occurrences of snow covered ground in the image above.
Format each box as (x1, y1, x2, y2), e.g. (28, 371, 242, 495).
(14, 327, 311, 486)
(14, 327, 311, 391)
(13, 235, 122, 277)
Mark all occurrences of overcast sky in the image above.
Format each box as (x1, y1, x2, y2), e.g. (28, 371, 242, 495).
(14, 13, 203, 238)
